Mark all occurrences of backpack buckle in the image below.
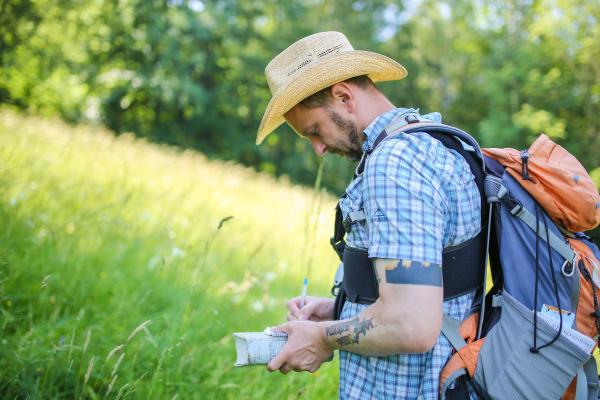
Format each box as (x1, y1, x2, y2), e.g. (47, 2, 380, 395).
(331, 262, 344, 296)
(330, 237, 345, 260)
(342, 217, 352, 233)
(405, 114, 420, 124)
(509, 202, 524, 216)
(497, 187, 524, 217)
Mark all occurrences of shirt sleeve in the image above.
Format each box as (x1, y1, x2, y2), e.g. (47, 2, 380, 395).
(363, 133, 449, 265)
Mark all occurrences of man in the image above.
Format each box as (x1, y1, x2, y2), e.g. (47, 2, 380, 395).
(257, 31, 481, 399)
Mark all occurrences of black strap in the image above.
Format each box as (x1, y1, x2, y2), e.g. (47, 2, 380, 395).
(342, 246, 379, 304)
(330, 202, 346, 261)
(338, 234, 485, 308)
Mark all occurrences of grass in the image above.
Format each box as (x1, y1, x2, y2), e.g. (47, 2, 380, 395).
(0, 109, 341, 399)
(4, 108, 598, 399)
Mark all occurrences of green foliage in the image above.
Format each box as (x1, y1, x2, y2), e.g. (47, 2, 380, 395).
(0, 0, 598, 191)
(513, 104, 566, 139)
(0, 110, 339, 398)
(592, 167, 600, 188)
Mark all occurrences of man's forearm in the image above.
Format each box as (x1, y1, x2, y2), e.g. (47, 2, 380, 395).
(318, 298, 436, 356)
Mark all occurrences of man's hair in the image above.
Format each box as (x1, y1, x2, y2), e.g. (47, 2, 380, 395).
(299, 75, 375, 108)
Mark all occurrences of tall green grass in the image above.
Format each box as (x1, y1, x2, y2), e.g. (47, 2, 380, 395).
(0, 109, 340, 399)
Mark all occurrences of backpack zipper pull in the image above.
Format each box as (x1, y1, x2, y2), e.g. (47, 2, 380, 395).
(520, 150, 531, 180)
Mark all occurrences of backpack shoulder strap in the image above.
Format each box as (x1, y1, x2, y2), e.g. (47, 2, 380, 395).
(385, 120, 487, 172)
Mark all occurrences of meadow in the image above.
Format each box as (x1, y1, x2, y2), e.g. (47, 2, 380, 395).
(0, 109, 340, 399)
(2, 108, 599, 399)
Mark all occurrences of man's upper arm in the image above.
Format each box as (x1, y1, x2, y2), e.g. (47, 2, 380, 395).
(363, 135, 447, 330)
(373, 257, 443, 348)
(363, 134, 447, 265)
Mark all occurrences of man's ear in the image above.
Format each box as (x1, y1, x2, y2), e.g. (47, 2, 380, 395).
(329, 82, 355, 113)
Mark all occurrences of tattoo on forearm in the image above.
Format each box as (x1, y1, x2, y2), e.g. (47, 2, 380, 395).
(336, 334, 358, 346)
(325, 317, 376, 346)
(384, 259, 442, 287)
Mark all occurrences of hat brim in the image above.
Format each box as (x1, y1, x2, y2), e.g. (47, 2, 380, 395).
(256, 50, 407, 145)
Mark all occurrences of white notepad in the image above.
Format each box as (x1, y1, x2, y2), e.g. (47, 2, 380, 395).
(537, 311, 595, 355)
(233, 329, 288, 366)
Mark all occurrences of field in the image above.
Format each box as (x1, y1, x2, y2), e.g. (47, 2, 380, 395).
(0, 109, 340, 399)
(2, 109, 599, 399)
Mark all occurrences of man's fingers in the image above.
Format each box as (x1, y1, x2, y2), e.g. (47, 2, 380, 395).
(308, 366, 318, 373)
(286, 297, 301, 317)
(274, 321, 292, 333)
(266, 349, 286, 372)
(298, 301, 317, 320)
(291, 303, 314, 321)
(280, 363, 292, 374)
(266, 326, 293, 372)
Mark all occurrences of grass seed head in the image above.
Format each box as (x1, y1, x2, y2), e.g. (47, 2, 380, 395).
(83, 329, 91, 353)
(106, 344, 124, 361)
(127, 320, 151, 342)
(106, 374, 118, 396)
(84, 356, 95, 385)
(41, 274, 51, 288)
(112, 352, 125, 377)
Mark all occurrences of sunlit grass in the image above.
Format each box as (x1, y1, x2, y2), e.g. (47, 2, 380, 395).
(0, 109, 340, 398)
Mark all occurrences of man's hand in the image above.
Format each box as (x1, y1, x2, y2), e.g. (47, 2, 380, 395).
(286, 296, 334, 321)
(266, 320, 333, 374)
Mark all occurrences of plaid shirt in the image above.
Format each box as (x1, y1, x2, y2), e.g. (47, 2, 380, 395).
(338, 108, 481, 399)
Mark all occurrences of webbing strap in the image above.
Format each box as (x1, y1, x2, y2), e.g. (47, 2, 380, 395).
(577, 357, 599, 400)
(570, 265, 581, 327)
(576, 366, 588, 400)
(512, 203, 576, 265)
(440, 316, 487, 400)
(477, 204, 494, 339)
(497, 185, 577, 266)
(586, 356, 600, 399)
(440, 368, 468, 400)
(492, 294, 503, 308)
(347, 210, 366, 224)
(442, 314, 468, 352)
(389, 122, 486, 170)
(331, 203, 346, 261)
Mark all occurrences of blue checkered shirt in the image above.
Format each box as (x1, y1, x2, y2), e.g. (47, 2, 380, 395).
(338, 108, 481, 399)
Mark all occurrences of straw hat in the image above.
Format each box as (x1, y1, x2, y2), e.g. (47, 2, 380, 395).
(256, 31, 407, 145)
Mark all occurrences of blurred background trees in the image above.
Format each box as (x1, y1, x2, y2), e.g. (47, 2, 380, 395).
(1, 0, 598, 192)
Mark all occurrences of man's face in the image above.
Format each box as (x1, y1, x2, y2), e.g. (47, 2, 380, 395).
(284, 103, 364, 161)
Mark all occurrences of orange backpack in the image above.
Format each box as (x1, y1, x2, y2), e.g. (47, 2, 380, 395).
(440, 134, 600, 400)
(483, 134, 600, 232)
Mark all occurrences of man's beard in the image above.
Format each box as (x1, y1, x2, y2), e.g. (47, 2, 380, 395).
(327, 109, 364, 161)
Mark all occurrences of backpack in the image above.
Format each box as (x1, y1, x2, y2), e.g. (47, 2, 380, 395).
(330, 116, 600, 400)
(440, 134, 600, 400)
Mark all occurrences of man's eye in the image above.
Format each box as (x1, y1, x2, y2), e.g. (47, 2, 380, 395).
(311, 130, 320, 137)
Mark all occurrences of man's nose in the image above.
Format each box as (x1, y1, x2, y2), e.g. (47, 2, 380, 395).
(310, 138, 327, 156)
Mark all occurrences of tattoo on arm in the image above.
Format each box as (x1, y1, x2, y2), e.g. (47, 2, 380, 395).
(325, 317, 376, 346)
(384, 259, 442, 286)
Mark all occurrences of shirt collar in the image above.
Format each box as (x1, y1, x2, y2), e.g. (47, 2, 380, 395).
(362, 108, 418, 153)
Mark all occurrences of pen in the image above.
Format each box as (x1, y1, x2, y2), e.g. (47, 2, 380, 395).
(300, 277, 308, 309)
